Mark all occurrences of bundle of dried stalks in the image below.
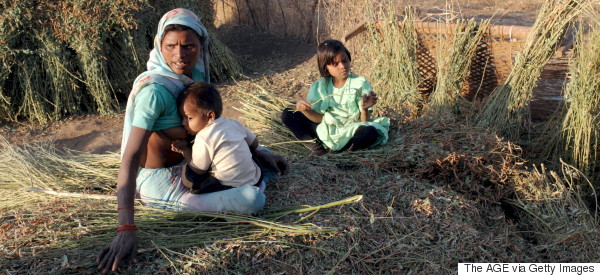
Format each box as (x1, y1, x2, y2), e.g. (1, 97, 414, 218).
(475, 0, 591, 139)
(506, 162, 599, 261)
(0, 137, 119, 192)
(557, 24, 600, 176)
(0, 188, 360, 273)
(0, 0, 241, 123)
(362, 6, 421, 121)
(427, 19, 491, 119)
(207, 31, 243, 82)
(235, 82, 309, 157)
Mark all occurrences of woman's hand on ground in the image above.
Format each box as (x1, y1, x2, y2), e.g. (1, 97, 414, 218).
(296, 99, 312, 112)
(97, 230, 138, 274)
(257, 151, 290, 176)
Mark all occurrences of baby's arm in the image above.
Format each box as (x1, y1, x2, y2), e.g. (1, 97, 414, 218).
(245, 128, 260, 157)
(171, 140, 192, 164)
(171, 140, 208, 175)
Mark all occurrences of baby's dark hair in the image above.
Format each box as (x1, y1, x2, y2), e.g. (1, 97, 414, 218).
(163, 24, 205, 45)
(317, 39, 351, 77)
(179, 82, 222, 118)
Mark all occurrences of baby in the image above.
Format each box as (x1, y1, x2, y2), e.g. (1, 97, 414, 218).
(170, 82, 263, 194)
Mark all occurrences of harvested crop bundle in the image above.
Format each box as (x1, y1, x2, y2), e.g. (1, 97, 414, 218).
(363, 6, 421, 120)
(426, 19, 491, 119)
(0, 0, 241, 123)
(558, 25, 600, 176)
(475, 0, 591, 139)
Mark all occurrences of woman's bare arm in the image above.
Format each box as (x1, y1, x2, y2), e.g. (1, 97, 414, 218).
(118, 126, 151, 224)
(98, 126, 151, 274)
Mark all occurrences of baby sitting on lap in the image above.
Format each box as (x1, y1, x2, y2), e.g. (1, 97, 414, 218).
(169, 82, 263, 194)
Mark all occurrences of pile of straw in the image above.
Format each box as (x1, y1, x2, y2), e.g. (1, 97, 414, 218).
(475, 0, 591, 139)
(0, 0, 241, 124)
(427, 19, 491, 119)
(318, 119, 525, 201)
(0, 137, 362, 273)
(556, 24, 600, 177)
(0, 137, 119, 192)
(506, 162, 599, 261)
(362, 6, 421, 120)
(235, 81, 309, 157)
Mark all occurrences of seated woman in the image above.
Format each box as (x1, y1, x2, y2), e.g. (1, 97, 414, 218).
(97, 8, 289, 274)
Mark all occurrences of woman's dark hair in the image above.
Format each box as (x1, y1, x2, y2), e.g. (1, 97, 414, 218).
(163, 24, 204, 45)
(179, 82, 222, 118)
(316, 39, 351, 77)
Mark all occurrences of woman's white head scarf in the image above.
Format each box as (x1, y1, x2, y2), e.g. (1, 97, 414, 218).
(121, 8, 210, 157)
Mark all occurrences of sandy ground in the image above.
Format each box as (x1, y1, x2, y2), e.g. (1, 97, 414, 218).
(0, 1, 566, 153)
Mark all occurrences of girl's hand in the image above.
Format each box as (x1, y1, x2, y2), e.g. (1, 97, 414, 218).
(171, 139, 188, 154)
(360, 91, 378, 110)
(296, 99, 312, 112)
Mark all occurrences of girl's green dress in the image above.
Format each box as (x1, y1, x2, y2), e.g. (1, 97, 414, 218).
(307, 74, 390, 151)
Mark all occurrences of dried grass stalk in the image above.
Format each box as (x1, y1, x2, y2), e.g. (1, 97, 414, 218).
(235, 82, 309, 157)
(0, 137, 119, 192)
(475, 0, 591, 139)
(427, 19, 491, 119)
(363, 6, 420, 120)
(558, 24, 600, 176)
(0, 0, 241, 123)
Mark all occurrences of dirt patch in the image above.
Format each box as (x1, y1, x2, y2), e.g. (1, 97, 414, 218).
(216, 24, 315, 77)
(0, 115, 123, 154)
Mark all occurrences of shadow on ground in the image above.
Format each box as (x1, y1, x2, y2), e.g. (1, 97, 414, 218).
(216, 24, 316, 78)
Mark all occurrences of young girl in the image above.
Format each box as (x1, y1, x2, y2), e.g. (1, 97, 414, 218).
(281, 39, 389, 155)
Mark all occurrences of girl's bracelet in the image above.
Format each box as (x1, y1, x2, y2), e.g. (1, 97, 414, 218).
(117, 224, 138, 232)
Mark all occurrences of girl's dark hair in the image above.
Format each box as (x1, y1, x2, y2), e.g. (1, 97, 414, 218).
(316, 39, 351, 77)
(179, 82, 222, 118)
(163, 24, 204, 45)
